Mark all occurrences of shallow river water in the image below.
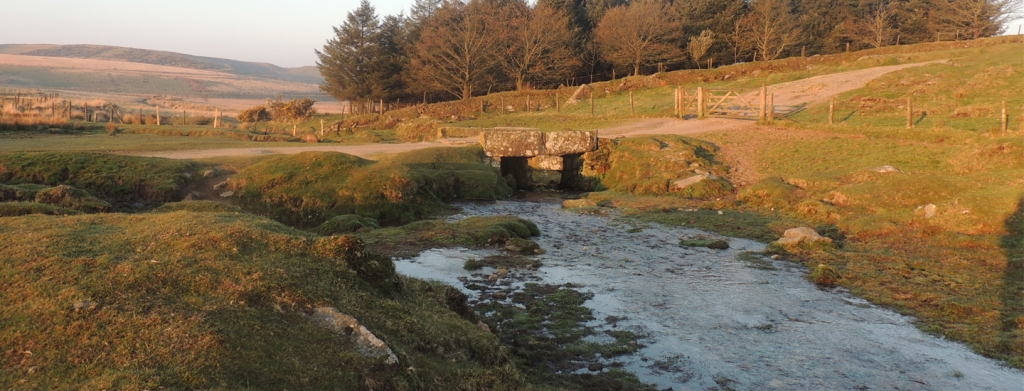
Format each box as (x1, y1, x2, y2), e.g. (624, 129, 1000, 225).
(394, 199, 1024, 390)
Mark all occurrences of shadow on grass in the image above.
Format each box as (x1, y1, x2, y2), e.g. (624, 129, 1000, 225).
(839, 109, 859, 123)
(999, 196, 1024, 367)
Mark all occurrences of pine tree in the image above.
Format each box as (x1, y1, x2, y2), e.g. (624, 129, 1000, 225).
(316, 0, 406, 102)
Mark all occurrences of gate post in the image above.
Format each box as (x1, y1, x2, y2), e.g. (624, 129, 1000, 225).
(696, 87, 706, 120)
(759, 85, 767, 122)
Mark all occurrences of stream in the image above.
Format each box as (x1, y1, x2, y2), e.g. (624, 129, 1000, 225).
(395, 198, 1024, 390)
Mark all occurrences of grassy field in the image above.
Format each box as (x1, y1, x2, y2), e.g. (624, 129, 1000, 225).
(1, 35, 1021, 387)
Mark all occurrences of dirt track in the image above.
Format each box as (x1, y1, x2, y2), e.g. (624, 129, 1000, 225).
(141, 60, 943, 160)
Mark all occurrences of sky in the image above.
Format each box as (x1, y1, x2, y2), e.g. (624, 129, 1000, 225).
(1, 1, 1022, 69)
(0, 0, 417, 68)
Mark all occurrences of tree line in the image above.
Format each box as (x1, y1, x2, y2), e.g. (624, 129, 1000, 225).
(317, 0, 1021, 103)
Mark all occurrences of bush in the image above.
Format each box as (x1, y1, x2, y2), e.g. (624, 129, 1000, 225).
(268, 98, 317, 122)
(237, 106, 271, 123)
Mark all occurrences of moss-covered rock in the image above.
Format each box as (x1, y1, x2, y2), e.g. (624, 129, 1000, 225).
(315, 214, 380, 235)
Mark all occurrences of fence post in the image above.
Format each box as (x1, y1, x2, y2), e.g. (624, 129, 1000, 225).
(906, 97, 913, 129)
(768, 93, 775, 121)
(156, 106, 161, 126)
(423, 92, 427, 106)
(829, 97, 835, 125)
(673, 87, 679, 117)
(320, 119, 324, 138)
(293, 124, 296, 137)
(696, 87, 706, 119)
(67, 102, 72, 121)
(759, 85, 767, 122)
(590, 89, 594, 117)
(183, 110, 186, 126)
(501, 96, 505, 115)
(109, 105, 113, 123)
(1001, 100, 1007, 134)
(51, 101, 55, 118)
(556, 92, 560, 113)
(629, 91, 634, 116)
(526, 95, 531, 112)
(84, 103, 89, 122)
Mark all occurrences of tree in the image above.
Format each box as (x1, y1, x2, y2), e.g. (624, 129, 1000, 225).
(688, 30, 715, 69)
(675, 0, 746, 66)
(496, 2, 579, 90)
(594, 0, 682, 76)
(316, 0, 405, 102)
(938, 0, 1022, 39)
(409, 0, 499, 99)
(742, 0, 803, 61)
(857, 0, 897, 48)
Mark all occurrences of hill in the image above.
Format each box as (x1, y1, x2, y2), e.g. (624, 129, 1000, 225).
(0, 44, 322, 84)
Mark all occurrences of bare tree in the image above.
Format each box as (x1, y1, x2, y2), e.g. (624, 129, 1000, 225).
(409, 0, 499, 100)
(857, 0, 897, 48)
(496, 2, 579, 90)
(723, 22, 753, 63)
(938, 0, 1023, 39)
(594, 0, 682, 76)
(741, 0, 803, 61)
(688, 30, 715, 69)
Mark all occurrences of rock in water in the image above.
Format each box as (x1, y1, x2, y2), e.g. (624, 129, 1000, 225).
(775, 227, 833, 246)
(311, 307, 399, 365)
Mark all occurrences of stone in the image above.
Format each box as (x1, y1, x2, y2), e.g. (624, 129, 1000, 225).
(480, 129, 544, 157)
(311, 307, 399, 365)
(917, 203, 937, 219)
(301, 134, 319, 143)
(671, 173, 709, 191)
(563, 199, 598, 208)
(181, 172, 192, 179)
(213, 181, 228, 190)
(588, 362, 604, 372)
(531, 170, 562, 189)
(775, 227, 833, 246)
(565, 84, 593, 104)
(505, 238, 541, 253)
(72, 301, 96, 311)
(219, 191, 234, 198)
(873, 165, 903, 173)
(202, 169, 217, 178)
(492, 291, 508, 300)
(528, 155, 564, 171)
(477, 321, 491, 333)
(543, 130, 598, 156)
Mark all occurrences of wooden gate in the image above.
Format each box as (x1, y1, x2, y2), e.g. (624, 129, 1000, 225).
(673, 86, 803, 120)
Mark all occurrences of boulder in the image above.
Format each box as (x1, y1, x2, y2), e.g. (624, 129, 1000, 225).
(873, 165, 903, 173)
(565, 84, 593, 104)
(480, 130, 544, 157)
(775, 227, 833, 246)
(671, 173, 709, 191)
(301, 134, 320, 143)
(528, 155, 564, 171)
(916, 203, 937, 219)
(311, 307, 399, 365)
(543, 130, 598, 156)
(531, 170, 562, 190)
(563, 199, 598, 208)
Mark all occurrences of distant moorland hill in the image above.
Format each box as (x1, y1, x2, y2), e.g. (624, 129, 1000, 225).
(0, 44, 322, 84)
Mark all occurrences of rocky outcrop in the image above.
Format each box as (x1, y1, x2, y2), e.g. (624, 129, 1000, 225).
(775, 227, 833, 246)
(565, 84, 593, 104)
(311, 307, 399, 365)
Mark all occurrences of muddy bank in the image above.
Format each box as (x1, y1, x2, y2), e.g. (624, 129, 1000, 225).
(396, 199, 1024, 390)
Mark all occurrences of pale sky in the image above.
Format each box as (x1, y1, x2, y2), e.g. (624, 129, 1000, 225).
(2, 2, 1022, 68)
(0, 0, 416, 68)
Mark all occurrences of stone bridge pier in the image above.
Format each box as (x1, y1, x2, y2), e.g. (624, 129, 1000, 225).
(479, 130, 598, 190)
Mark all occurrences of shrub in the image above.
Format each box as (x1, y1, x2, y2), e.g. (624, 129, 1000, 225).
(268, 98, 317, 122)
(237, 106, 271, 123)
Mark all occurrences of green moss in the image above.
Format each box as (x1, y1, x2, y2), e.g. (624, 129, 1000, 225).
(228, 150, 511, 227)
(151, 200, 244, 214)
(680, 236, 730, 249)
(581, 135, 733, 198)
(0, 202, 82, 217)
(315, 214, 380, 235)
(360, 215, 539, 257)
(0, 211, 526, 389)
(0, 152, 200, 208)
(33, 185, 111, 213)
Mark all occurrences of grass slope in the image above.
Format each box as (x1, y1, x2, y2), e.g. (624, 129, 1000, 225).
(0, 210, 525, 389)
